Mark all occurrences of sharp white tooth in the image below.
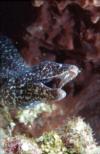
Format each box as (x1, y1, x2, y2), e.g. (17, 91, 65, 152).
(54, 88, 66, 101)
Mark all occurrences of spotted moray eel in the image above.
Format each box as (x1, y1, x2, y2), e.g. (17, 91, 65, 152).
(0, 36, 80, 109)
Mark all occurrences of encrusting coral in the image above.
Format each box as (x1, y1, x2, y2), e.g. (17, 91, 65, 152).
(36, 131, 68, 154)
(57, 117, 100, 154)
(17, 103, 56, 125)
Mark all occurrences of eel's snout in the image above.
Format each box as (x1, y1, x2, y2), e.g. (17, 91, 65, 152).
(58, 65, 80, 88)
(68, 65, 80, 78)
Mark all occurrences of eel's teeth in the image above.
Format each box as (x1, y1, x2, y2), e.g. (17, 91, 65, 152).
(53, 88, 66, 101)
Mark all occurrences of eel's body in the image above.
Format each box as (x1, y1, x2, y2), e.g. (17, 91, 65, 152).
(0, 36, 80, 109)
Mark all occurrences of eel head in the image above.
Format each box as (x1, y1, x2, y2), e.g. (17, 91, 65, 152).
(32, 61, 80, 102)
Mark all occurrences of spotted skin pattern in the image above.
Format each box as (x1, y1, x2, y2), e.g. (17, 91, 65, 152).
(0, 36, 80, 109)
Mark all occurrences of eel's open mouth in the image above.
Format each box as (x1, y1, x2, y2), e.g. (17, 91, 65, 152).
(44, 65, 80, 101)
(45, 65, 80, 89)
(47, 65, 80, 101)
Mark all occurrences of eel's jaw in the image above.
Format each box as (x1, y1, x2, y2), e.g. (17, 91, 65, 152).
(58, 65, 80, 88)
(53, 88, 66, 101)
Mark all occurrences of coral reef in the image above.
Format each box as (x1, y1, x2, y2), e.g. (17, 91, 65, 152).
(0, 117, 100, 154)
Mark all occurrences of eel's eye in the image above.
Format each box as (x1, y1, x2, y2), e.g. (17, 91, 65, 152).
(53, 64, 62, 71)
